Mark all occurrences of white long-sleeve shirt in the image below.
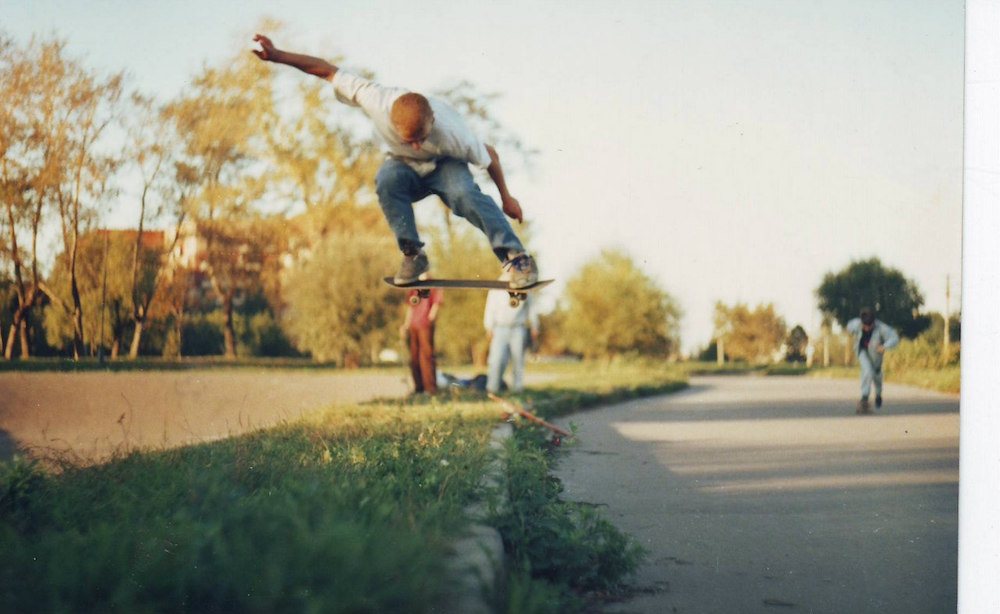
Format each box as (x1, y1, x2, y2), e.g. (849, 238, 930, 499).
(484, 289, 539, 332)
(331, 70, 491, 176)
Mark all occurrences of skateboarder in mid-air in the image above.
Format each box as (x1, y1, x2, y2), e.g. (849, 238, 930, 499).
(252, 34, 539, 288)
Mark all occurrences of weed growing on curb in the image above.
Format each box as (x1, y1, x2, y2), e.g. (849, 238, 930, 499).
(490, 424, 647, 612)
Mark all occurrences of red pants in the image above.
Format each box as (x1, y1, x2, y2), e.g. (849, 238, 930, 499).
(408, 325, 437, 393)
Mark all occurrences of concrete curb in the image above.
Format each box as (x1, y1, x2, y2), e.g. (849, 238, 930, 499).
(437, 422, 511, 613)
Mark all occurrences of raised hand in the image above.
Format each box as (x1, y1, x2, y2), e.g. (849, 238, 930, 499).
(252, 34, 276, 61)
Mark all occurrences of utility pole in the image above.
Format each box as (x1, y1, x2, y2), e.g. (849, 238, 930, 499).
(943, 275, 951, 361)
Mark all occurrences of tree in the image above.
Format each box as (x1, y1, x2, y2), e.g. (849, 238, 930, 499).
(122, 93, 193, 358)
(282, 233, 399, 365)
(261, 68, 382, 243)
(920, 311, 961, 345)
(2, 34, 58, 358)
(44, 231, 135, 357)
(559, 249, 681, 360)
(784, 324, 809, 363)
(816, 257, 928, 338)
(166, 52, 274, 358)
(713, 302, 787, 364)
(425, 224, 507, 365)
(0, 33, 125, 359)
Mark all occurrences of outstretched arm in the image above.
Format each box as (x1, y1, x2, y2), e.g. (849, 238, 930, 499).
(485, 144, 523, 223)
(252, 34, 338, 81)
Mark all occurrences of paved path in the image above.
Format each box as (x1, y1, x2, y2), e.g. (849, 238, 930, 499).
(0, 370, 411, 464)
(553, 375, 959, 614)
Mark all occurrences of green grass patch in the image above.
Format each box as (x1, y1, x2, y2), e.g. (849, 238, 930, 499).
(0, 356, 392, 373)
(0, 400, 498, 613)
(810, 365, 960, 394)
(519, 360, 689, 419)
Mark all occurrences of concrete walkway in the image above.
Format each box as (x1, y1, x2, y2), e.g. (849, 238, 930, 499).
(553, 375, 959, 614)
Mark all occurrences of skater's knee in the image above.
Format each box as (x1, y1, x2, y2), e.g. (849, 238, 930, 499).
(376, 161, 419, 197)
(434, 160, 480, 196)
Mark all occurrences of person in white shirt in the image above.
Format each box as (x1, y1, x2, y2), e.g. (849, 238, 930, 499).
(483, 273, 539, 393)
(252, 34, 539, 288)
(845, 307, 900, 414)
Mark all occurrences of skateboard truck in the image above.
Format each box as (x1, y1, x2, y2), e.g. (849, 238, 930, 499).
(386, 277, 554, 308)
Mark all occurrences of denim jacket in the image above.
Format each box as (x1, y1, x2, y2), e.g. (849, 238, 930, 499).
(846, 317, 900, 368)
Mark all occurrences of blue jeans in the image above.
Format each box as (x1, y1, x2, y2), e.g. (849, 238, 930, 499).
(857, 351, 883, 398)
(375, 158, 524, 261)
(487, 325, 529, 393)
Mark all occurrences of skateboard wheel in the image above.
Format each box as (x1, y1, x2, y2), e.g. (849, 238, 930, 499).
(508, 295, 521, 308)
(408, 294, 421, 305)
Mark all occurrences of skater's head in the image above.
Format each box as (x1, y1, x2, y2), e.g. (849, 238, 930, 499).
(859, 307, 875, 328)
(391, 93, 434, 150)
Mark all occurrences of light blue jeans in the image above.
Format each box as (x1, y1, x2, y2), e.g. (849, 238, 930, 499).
(857, 351, 883, 399)
(487, 325, 529, 393)
(375, 158, 524, 261)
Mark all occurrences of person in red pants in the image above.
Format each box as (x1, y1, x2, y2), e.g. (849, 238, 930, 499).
(400, 288, 443, 395)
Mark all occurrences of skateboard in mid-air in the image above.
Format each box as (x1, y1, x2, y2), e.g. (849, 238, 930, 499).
(383, 277, 554, 307)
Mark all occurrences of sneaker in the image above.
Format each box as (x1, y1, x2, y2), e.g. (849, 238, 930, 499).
(875, 395, 882, 409)
(394, 250, 429, 284)
(504, 252, 539, 289)
(856, 398, 871, 414)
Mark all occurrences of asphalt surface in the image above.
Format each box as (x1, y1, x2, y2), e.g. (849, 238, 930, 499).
(553, 375, 959, 614)
(0, 370, 411, 464)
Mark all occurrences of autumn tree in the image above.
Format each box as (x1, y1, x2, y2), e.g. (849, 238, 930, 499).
(121, 93, 194, 358)
(559, 249, 681, 360)
(816, 257, 928, 339)
(167, 51, 276, 358)
(44, 231, 138, 357)
(261, 65, 382, 243)
(1, 34, 60, 358)
(713, 302, 787, 364)
(42, 46, 125, 359)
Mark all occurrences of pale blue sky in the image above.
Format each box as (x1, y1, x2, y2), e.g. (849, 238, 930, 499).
(4, 0, 966, 351)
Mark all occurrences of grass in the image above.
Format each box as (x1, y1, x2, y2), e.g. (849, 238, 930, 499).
(0, 362, 687, 614)
(0, 356, 384, 373)
(489, 428, 647, 613)
(809, 364, 961, 394)
(0, 400, 498, 613)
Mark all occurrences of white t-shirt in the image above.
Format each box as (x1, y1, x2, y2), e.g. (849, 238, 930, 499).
(331, 70, 491, 176)
(484, 287, 539, 331)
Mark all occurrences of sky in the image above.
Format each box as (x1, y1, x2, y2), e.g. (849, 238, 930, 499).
(3, 0, 966, 353)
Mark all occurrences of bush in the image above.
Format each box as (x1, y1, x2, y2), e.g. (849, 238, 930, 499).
(180, 313, 226, 357)
(887, 337, 960, 370)
(237, 312, 300, 358)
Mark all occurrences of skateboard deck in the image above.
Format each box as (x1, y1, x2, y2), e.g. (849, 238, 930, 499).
(488, 392, 571, 441)
(384, 277, 553, 306)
